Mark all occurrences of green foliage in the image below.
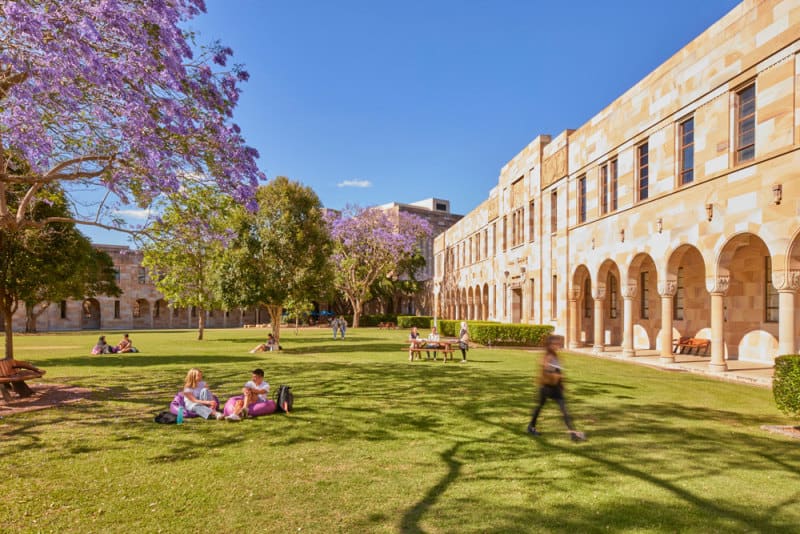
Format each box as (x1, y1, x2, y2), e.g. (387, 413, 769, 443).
(342, 314, 396, 327)
(437, 320, 552, 346)
(773, 354, 800, 417)
(397, 315, 432, 329)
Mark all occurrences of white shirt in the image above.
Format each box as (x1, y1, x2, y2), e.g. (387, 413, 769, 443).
(244, 379, 270, 402)
(427, 332, 440, 342)
(184, 380, 207, 399)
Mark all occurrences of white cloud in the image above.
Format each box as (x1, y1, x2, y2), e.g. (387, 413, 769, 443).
(337, 179, 372, 188)
(113, 208, 152, 220)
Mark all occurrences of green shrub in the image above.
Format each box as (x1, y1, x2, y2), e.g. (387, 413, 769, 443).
(343, 314, 397, 327)
(773, 354, 800, 417)
(397, 315, 432, 329)
(438, 319, 498, 337)
(436, 320, 551, 346)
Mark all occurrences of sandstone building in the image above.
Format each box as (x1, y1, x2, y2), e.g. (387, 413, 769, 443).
(433, 0, 800, 369)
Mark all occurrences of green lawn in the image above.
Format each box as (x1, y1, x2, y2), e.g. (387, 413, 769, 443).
(2, 328, 799, 533)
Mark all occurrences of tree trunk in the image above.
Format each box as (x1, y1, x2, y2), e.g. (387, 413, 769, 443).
(352, 299, 362, 328)
(266, 304, 282, 342)
(197, 307, 205, 340)
(3, 303, 14, 360)
(24, 301, 46, 333)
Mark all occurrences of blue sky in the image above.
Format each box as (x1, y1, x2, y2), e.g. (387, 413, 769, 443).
(89, 0, 740, 245)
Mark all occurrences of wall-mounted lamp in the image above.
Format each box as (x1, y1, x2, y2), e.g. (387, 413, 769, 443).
(503, 270, 510, 278)
(520, 266, 526, 274)
(656, 218, 663, 234)
(620, 228, 625, 243)
(591, 237, 595, 250)
(705, 203, 714, 222)
(772, 183, 782, 205)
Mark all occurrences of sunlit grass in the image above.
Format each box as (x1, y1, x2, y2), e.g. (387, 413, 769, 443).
(2, 328, 798, 533)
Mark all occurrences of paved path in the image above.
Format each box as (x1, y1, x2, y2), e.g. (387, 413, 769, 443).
(565, 346, 774, 388)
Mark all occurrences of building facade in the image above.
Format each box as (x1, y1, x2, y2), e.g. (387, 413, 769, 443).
(433, 0, 800, 368)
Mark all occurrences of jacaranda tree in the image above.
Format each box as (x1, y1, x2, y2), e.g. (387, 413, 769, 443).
(326, 206, 431, 328)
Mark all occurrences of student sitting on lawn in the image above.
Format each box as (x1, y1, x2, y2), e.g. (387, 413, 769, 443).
(226, 368, 270, 421)
(91, 335, 117, 355)
(249, 333, 279, 353)
(182, 368, 224, 420)
(116, 333, 138, 353)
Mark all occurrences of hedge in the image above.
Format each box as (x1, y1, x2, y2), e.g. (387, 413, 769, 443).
(397, 316, 432, 329)
(773, 354, 800, 417)
(437, 320, 553, 347)
(343, 314, 397, 327)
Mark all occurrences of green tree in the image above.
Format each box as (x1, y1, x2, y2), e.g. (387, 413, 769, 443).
(219, 177, 333, 341)
(141, 185, 235, 340)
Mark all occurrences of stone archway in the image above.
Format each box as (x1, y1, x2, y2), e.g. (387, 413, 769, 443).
(595, 259, 622, 350)
(570, 265, 592, 348)
(81, 299, 101, 330)
(153, 299, 169, 329)
(660, 244, 709, 363)
(626, 252, 659, 352)
(133, 299, 150, 329)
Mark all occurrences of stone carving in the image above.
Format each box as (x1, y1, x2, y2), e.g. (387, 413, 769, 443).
(772, 270, 800, 291)
(657, 279, 677, 297)
(568, 287, 582, 301)
(621, 280, 637, 299)
(705, 275, 730, 294)
(542, 146, 568, 187)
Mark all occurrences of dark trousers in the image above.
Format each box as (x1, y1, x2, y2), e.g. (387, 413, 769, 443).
(529, 385, 574, 431)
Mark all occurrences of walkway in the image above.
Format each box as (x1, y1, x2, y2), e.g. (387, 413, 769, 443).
(567, 346, 774, 388)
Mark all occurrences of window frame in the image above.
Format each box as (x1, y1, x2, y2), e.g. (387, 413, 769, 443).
(640, 271, 649, 319)
(735, 83, 756, 164)
(578, 175, 587, 223)
(679, 117, 694, 185)
(765, 256, 778, 323)
(637, 141, 649, 202)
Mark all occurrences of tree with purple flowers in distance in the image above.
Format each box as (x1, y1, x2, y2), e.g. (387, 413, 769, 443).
(141, 184, 236, 340)
(0, 0, 263, 238)
(326, 206, 431, 328)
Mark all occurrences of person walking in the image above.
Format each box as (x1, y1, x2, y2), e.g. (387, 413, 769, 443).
(527, 337, 585, 441)
(331, 316, 340, 339)
(458, 321, 469, 363)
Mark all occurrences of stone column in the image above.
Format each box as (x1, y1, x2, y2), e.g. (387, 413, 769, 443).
(621, 280, 637, 357)
(774, 270, 800, 356)
(568, 286, 581, 350)
(592, 283, 606, 354)
(706, 275, 730, 372)
(658, 279, 677, 363)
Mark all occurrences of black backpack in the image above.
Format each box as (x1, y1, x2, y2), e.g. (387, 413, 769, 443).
(154, 411, 177, 424)
(275, 385, 294, 413)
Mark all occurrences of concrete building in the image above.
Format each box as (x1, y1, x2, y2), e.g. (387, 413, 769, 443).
(433, 0, 800, 369)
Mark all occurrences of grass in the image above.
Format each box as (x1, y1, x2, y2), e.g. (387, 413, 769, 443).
(2, 327, 799, 533)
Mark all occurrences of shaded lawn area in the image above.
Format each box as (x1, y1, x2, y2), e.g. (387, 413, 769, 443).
(1, 328, 799, 533)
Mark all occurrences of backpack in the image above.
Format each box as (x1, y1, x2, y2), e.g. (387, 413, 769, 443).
(154, 411, 177, 424)
(275, 385, 294, 413)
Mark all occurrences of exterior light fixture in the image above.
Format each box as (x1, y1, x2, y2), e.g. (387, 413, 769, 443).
(620, 229, 625, 243)
(656, 218, 663, 233)
(705, 203, 713, 221)
(591, 237, 595, 250)
(772, 183, 782, 205)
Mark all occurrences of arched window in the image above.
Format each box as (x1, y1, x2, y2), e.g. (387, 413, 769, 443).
(608, 274, 618, 319)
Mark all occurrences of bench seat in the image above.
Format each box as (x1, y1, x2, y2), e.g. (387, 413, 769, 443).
(0, 359, 46, 401)
(672, 337, 711, 356)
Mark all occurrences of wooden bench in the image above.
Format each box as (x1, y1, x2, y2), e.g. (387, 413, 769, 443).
(404, 342, 455, 362)
(0, 359, 46, 402)
(672, 337, 711, 356)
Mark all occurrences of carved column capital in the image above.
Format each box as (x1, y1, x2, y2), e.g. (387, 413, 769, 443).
(773, 270, 800, 291)
(568, 286, 582, 301)
(592, 283, 606, 301)
(657, 279, 677, 297)
(621, 280, 637, 299)
(705, 275, 730, 295)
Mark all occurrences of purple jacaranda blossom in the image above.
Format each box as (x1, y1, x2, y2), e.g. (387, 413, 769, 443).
(0, 0, 265, 235)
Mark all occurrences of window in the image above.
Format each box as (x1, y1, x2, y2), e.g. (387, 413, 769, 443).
(583, 279, 592, 318)
(502, 216, 508, 251)
(435, 202, 447, 211)
(765, 257, 778, 322)
(735, 84, 755, 164)
(154, 300, 160, 318)
(60, 300, 67, 319)
(468, 236, 473, 264)
(637, 142, 649, 201)
(503, 283, 507, 316)
(492, 223, 497, 254)
(600, 160, 618, 214)
(191, 306, 197, 318)
(529, 278, 536, 320)
(673, 267, 685, 320)
(551, 275, 558, 319)
(483, 229, 488, 258)
(578, 175, 587, 223)
(114, 268, 121, 282)
(550, 190, 558, 233)
(510, 207, 524, 247)
(608, 274, 618, 319)
(528, 200, 535, 242)
(133, 301, 141, 318)
(640, 271, 649, 319)
(474, 233, 480, 262)
(114, 300, 121, 319)
(679, 117, 694, 185)
(138, 267, 146, 284)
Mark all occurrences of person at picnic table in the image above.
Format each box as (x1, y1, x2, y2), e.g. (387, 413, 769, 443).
(116, 333, 137, 353)
(226, 368, 270, 421)
(408, 326, 423, 361)
(91, 335, 117, 354)
(425, 326, 441, 360)
(182, 368, 224, 420)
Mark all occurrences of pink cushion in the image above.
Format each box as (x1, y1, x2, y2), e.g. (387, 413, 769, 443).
(223, 395, 276, 417)
(169, 392, 220, 418)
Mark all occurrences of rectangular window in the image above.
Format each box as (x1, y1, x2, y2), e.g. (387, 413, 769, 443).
(608, 275, 618, 319)
(114, 269, 121, 283)
(492, 223, 497, 254)
(60, 300, 67, 319)
(551, 275, 558, 319)
(138, 267, 146, 284)
(673, 267, 685, 320)
(154, 301, 160, 318)
(529, 278, 535, 321)
(679, 117, 694, 185)
(468, 236, 473, 264)
(640, 271, 649, 319)
(502, 216, 508, 251)
(637, 142, 649, 201)
(114, 300, 121, 319)
(578, 175, 587, 223)
(610, 159, 618, 211)
(475, 233, 480, 262)
(483, 229, 488, 258)
(600, 164, 608, 214)
(735, 84, 755, 164)
(528, 200, 535, 242)
(550, 190, 557, 233)
(765, 257, 779, 322)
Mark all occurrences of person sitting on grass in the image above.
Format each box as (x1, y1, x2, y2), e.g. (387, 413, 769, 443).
(182, 368, 224, 420)
(116, 333, 138, 353)
(226, 368, 270, 421)
(249, 333, 279, 353)
(91, 335, 117, 355)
